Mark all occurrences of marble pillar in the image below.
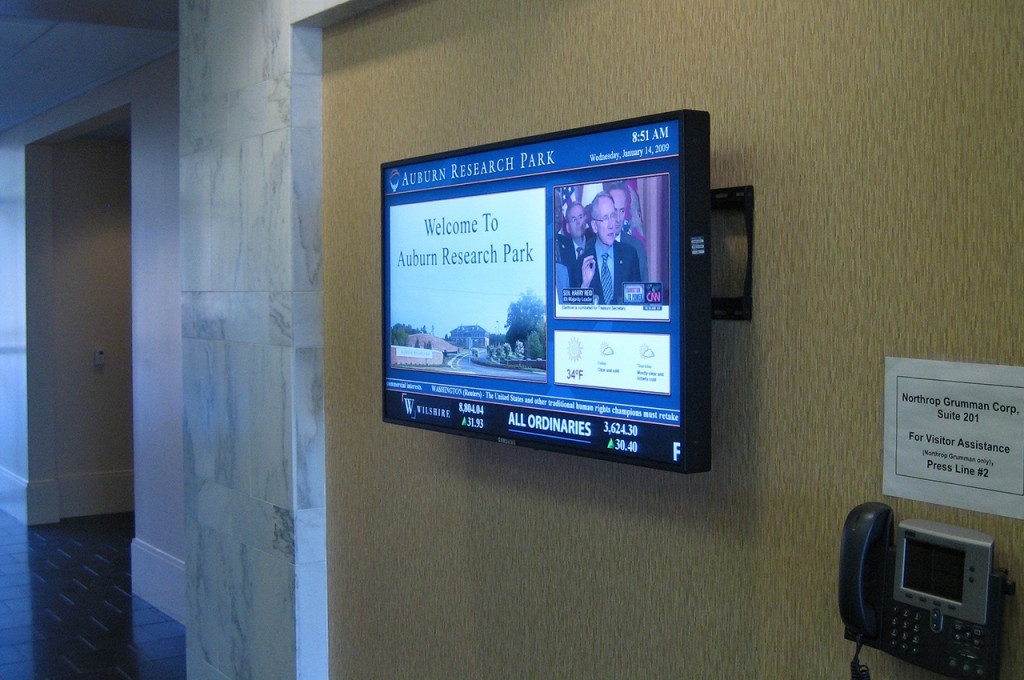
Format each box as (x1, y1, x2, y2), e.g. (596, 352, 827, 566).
(180, 1, 325, 677)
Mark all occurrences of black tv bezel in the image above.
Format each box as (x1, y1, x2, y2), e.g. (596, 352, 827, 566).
(380, 110, 711, 473)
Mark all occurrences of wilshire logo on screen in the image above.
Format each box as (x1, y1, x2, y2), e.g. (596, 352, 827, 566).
(401, 394, 451, 422)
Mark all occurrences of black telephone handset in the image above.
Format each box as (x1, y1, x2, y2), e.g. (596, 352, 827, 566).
(838, 502, 1015, 680)
(839, 502, 893, 640)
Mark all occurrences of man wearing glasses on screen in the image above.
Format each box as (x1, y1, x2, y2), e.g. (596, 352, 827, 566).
(576, 192, 641, 304)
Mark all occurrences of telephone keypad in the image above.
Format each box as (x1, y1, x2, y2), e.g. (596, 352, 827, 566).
(889, 605, 923, 655)
(887, 605, 990, 678)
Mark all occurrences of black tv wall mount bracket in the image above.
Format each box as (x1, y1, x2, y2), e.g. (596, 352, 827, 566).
(709, 185, 754, 320)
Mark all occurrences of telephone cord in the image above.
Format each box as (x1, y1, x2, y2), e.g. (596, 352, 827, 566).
(849, 636, 871, 680)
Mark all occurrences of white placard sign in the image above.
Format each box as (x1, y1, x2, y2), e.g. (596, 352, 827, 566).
(884, 357, 1024, 518)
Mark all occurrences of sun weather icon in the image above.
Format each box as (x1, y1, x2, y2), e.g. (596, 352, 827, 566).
(567, 336, 583, 362)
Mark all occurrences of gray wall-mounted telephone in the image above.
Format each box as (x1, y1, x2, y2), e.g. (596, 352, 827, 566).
(838, 502, 1014, 679)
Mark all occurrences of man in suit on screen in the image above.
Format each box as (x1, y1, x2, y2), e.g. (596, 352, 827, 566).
(556, 201, 589, 270)
(576, 192, 641, 304)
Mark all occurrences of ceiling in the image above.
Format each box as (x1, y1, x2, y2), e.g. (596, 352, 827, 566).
(0, 0, 178, 135)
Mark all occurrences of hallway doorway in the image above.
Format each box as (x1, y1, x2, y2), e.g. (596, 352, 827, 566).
(25, 111, 134, 521)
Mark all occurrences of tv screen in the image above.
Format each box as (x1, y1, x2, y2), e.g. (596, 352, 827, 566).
(381, 110, 711, 472)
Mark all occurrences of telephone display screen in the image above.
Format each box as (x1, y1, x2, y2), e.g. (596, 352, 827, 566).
(903, 538, 965, 602)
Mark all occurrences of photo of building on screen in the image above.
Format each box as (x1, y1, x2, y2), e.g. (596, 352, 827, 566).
(553, 174, 670, 320)
(389, 288, 547, 383)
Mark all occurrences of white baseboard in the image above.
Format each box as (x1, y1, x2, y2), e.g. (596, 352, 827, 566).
(0, 466, 60, 525)
(0, 466, 30, 523)
(132, 537, 186, 623)
(27, 477, 60, 524)
(57, 469, 133, 518)
(0, 467, 134, 524)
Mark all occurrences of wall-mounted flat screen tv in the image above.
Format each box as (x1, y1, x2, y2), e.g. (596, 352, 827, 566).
(381, 110, 711, 472)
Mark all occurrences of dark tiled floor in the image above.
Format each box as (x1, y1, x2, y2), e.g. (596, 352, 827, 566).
(0, 511, 185, 679)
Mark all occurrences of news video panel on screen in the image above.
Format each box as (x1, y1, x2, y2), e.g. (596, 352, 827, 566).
(382, 111, 710, 472)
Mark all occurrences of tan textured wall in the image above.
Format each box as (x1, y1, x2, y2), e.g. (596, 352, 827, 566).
(322, 1, 1024, 677)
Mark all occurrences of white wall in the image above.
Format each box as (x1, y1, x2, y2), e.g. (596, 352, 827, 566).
(0, 145, 29, 506)
(0, 52, 184, 621)
(127, 55, 186, 623)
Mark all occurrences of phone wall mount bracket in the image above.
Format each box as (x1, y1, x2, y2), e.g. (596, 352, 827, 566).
(709, 185, 754, 321)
